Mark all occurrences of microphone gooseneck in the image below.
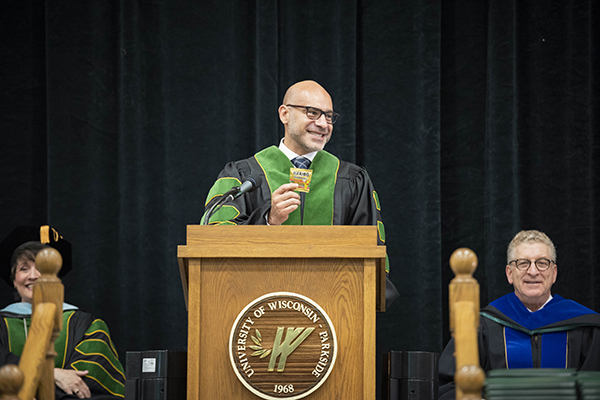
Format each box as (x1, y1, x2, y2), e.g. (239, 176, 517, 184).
(201, 174, 263, 225)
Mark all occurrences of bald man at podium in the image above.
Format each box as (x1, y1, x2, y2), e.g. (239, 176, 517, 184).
(201, 80, 398, 307)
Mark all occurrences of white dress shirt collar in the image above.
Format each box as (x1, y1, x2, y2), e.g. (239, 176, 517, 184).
(279, 138, 318, 162)
(527, 294, 553, 312)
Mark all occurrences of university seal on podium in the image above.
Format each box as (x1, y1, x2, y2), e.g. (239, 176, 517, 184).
(229, 292, 338, 399)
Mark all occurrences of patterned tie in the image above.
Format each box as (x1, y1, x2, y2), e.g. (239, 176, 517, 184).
(291, 156, 311, 169)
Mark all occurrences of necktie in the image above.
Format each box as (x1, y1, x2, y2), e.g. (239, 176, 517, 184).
(291, 156, 311, 169)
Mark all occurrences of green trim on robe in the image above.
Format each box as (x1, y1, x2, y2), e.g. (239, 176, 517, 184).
(373, 191, 381, 211)
(481, 312, 597, 336)
(202, 177, 242, 224)
(72, 318, 125, 397)
(204, 205, 239, 225)
(78, 319, 123, 372)
(254, 146, 340, 225)
(3, 316, 26, 355)
(204, 177, 242, 206)
(72, 359, 124, 397)
(2, 310, 125, 398)
(57, 310, 76, 368)
(4, 310, 75, 367)
(377, 221, 386, 243)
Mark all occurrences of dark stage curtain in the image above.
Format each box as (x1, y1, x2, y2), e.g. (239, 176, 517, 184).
(1, 0, 598, 395)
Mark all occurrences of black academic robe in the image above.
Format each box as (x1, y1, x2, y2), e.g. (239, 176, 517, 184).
(202, 146, 399, 307)
(0, 347, 19, 365)
(204, 146, 384, 229)
(438, 293, 600, 400)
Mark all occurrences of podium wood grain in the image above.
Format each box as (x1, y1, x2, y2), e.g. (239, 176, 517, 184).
(179, 225, 385, 400)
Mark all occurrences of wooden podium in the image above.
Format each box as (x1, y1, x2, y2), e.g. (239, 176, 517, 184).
(177, 225, 387, 400)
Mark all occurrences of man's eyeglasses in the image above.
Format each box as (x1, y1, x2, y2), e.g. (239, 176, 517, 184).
(286, 105, 340, 124)
(508, 258, 555, 271)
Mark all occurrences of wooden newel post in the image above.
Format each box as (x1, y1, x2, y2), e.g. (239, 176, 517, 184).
(31, 247, 64, 400)
(449, 248, 484, 400)
(0, 365, 24, 400)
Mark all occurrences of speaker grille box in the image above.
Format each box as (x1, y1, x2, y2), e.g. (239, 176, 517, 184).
(125, 350, 187, 400)
(382, 350, 439, 400)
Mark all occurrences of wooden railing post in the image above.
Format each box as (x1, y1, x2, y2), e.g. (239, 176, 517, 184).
(0, 365, 24, 400)
(28, 247, 63, 400)
(17, 303, 57, 400)
(449, 248, 485, 400)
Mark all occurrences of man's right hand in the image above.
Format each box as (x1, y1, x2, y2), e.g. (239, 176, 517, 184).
(268, 183, 301, 225)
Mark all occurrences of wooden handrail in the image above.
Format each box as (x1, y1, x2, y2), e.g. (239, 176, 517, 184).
(28, 247, 63, 400)
(449, 248, 485, 400)
(17, 303, 57, 400)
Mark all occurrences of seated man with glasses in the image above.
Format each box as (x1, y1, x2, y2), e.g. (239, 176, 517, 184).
(202, 80, 398, 307)
(437, 229, 600, 399)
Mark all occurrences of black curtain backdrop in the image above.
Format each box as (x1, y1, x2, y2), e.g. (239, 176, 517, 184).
(1, 0, 598, 395)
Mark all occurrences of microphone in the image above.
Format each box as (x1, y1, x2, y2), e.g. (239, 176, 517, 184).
(202, 175, 263, 225)
(231, 175, 262, 200)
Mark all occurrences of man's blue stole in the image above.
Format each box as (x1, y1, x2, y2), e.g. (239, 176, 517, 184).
(484, 293, 598, 369)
